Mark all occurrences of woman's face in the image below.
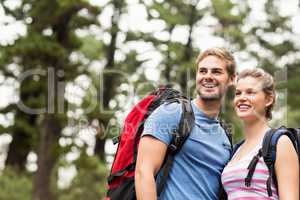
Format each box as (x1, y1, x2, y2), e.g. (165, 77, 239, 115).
(234, 76, 273, 122)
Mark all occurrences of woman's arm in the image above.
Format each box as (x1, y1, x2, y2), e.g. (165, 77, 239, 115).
(275, 135, 299, 200)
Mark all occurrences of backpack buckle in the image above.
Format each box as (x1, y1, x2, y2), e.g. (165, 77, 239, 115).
(168, 144, 177, 152)
(112, 136, 120, 145)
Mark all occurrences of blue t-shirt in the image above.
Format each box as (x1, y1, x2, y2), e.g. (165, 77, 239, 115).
(142, 100, 232, 200)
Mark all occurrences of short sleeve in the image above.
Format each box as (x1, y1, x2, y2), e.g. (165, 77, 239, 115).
(142, 102, 182, 145)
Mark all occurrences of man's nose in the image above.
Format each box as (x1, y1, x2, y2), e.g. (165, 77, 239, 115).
(203, 71, 213, 79)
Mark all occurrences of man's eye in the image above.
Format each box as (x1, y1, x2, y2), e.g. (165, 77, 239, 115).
(213, 70, 222, 74)
(199, 69, 206, 74)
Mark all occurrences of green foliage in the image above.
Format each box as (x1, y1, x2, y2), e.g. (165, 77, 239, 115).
(56, 155, 108, 200)
(212, 0, 246, 25)
(288, 107, 300, 127)
(0, 168, 32, 200)
(80, 36, 103, 60)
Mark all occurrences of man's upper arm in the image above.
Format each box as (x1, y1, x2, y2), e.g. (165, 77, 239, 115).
(136, 135, 168, 175)
(136, 102, 182, 174)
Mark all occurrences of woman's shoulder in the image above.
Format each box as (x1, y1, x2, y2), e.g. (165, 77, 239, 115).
(276, 135, 298, 160)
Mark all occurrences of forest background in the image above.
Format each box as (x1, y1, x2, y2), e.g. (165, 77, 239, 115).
(0, 0, 300, 199)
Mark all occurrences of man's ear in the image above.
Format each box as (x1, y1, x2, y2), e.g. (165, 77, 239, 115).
(228, 74, 237, 86)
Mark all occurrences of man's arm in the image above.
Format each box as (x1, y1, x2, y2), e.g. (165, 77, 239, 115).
(135, 135, 168, 200)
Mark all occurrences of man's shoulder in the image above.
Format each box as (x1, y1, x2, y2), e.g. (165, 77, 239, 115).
(142, 102, 184, 144)
(152, 101, 183, 118)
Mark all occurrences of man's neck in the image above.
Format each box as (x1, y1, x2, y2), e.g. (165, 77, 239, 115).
(194, 97, 221, 119)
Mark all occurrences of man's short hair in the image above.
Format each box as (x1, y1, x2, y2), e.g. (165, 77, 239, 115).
(196, 47, 236, 78)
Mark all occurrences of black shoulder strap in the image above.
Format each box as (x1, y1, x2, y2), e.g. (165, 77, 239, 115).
(230, 139, 263, 189)
(157, 99, 194, 196)
(171, 99, 195, 151)
(242, 127, 298, 197)
(242, 130, 274, 191)
(287, 127, 300, 155)
(245, 149, 262, 187)
(232, 140, 244, 157)
(219, 119, 233, 150)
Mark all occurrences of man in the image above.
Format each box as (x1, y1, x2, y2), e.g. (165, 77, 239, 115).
(135, 48, 236, 200)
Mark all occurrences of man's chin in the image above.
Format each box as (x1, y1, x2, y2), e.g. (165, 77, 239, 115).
(198, 94, 222, 101)
(196, 88, 225, 101)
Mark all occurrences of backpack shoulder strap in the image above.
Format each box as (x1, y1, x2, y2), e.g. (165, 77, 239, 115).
(287, 127, 300, 154)
(157, 98, 194, 196)
(232, 140, 244, 157)
(220, 119, 233, 150)
(243, 129, 276, 190)
(261, 127, 299, 197)
(232, 140, 263, 187)
(170, 98, 195, 151)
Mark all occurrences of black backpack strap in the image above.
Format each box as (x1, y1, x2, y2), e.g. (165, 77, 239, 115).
(218, 185, 228, 200)
(245, 149, 262, 187)
(232, 140, 244, 158)
(218, 120, 234, 200)
(231, 140, 263, 188)
(261, 127, 299, 197)
(157, 99, 195, 196)
(220, 119, 233, 150)
(287, 127, 300, 154)
(230, 138, 263, 189)
(241, 130, 275, 191)
(156, 152, 175, 196)
(171, 99, 195, 151)
(107, 162, 136, 184)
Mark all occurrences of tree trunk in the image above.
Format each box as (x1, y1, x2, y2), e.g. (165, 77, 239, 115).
(94, 137, 106, 161)
(33, 114, 61, 200)
(94, 0, 124, 160)
(164, 26, 175, 83)
(180, 3, 197, 93)
(5, 87, 38, 170)
(5, 130, 31, 171)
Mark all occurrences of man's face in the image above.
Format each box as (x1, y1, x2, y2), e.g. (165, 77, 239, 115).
(196, 55, 232, 101)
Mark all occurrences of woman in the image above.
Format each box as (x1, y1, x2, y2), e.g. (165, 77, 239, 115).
(221, 68, 299, 200)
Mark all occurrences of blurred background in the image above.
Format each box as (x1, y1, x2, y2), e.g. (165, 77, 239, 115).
(0, 0, 299, 199)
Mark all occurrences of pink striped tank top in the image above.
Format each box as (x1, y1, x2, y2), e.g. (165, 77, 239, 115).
(221, 142, 279, 200)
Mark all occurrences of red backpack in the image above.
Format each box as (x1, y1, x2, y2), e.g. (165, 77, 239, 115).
(105, 87, 195, 200)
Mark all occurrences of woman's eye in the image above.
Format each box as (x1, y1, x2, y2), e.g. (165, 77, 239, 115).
(235, 91, 241, 96)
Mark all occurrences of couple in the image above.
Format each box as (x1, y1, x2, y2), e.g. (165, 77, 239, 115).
(134, 48, 299, 200)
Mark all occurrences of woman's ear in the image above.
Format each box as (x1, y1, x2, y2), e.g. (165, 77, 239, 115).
(265, 94, 274, 107)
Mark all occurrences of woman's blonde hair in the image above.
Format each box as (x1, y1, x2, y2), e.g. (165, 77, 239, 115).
(237, 68, 276, 120)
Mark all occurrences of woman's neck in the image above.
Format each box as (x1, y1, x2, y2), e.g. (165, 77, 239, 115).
(243, 118, 270, 145)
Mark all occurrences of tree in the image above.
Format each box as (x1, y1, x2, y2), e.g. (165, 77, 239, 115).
(0, 0, 100, 199)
